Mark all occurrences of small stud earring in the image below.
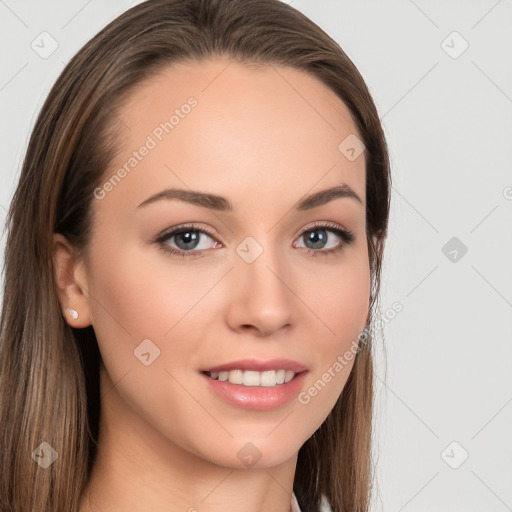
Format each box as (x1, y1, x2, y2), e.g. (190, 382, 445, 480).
(66, 307, 79, 320)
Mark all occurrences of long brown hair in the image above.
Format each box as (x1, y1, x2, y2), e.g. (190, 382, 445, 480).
(0, 1, 391, 511)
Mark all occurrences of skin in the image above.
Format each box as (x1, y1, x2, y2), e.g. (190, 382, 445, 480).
(53, 58, 371, 512)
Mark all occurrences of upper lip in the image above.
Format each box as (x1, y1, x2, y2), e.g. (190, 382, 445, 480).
(202, 358, 308, 373)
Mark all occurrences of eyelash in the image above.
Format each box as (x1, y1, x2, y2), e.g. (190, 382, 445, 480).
(154, 221, 355, 259)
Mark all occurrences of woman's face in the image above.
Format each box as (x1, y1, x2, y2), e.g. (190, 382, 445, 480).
(77, 58, 370, 468)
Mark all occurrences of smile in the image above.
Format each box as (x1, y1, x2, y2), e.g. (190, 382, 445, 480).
(205, 369, 296, 387)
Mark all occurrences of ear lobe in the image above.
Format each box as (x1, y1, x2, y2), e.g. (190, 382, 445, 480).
(52, 233, 92, 327)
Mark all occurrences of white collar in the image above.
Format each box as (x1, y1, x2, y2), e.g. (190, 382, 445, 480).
(291, 491, 302, 512)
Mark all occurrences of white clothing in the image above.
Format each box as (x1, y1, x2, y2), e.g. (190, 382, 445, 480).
(291, 491, 302, 512)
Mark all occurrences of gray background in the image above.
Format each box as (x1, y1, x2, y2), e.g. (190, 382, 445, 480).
(1, 1, 511, 511)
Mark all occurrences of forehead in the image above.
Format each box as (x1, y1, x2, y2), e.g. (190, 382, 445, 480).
(100, 58, 366, 216)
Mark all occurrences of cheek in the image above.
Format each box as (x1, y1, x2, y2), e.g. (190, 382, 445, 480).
(84, 242, 220, 436)
(85, 238, 227, 388)
(301, 250, 371, 348)
(292, 248, 370, 422)
(87, 241, 210, 340)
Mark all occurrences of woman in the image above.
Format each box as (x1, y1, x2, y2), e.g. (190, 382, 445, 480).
(0, 1, 391, 511)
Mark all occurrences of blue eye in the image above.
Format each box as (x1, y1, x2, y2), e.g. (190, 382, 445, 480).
(155, 221, 354, 258)
(293, 222, 355, 257)
(155, 223, 219, 258)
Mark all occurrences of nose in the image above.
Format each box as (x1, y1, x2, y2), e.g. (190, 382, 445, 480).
(225, 243, 293, 337)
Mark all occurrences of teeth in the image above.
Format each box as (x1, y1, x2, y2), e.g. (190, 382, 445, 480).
(229, 369, 243, 384)
(260, 370, 275, 387)
(243, 370, 260, 386)
(207, 369, 297, 386)
(284, 370, 294, 383)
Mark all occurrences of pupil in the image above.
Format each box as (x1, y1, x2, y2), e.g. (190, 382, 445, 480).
(306, 229, 327, 249)
(176, 231, 199, 250)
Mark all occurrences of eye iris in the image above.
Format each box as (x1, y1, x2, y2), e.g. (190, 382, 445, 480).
(305, 229, 327, 249)
(175, 231, 200, 250)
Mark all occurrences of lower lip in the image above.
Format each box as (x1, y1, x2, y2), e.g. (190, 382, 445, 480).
(200, 371, 308, 410)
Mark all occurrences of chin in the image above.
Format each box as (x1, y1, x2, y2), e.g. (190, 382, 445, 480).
(195, 437, 302, 471)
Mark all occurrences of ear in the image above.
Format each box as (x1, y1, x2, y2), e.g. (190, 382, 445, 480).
(53, 233, 93, 328)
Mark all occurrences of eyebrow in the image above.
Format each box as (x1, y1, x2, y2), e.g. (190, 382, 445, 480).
(137, 183, 363, 211)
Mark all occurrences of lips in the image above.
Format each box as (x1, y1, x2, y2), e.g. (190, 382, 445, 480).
(200, 368, 308, 410)
(199, 358, 309, 409)
(201, 358, 308, 373)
